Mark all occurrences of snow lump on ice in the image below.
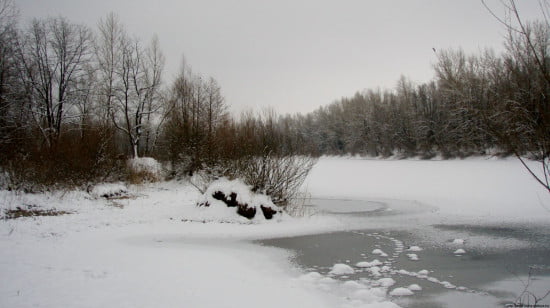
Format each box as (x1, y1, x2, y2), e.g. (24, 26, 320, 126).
(329, 263, 355, 275)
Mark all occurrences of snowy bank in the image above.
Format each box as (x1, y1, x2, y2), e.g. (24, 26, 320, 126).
(0, 180, 350, 308)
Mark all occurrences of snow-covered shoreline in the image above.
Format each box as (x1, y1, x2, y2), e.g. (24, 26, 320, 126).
(1, 157, 549, 307)
(0, 180, 351, 308)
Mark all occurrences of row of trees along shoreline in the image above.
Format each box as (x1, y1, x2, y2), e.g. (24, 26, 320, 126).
(0, 0, 548, 193)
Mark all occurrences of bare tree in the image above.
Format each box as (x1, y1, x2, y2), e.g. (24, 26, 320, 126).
(108, 31, 164, 158)
(18, 17, 92, 148)
(482, 0, 550, 193)
(141, 35, 165, 155)
(96, 12, 125, 127)
(0, 0, 22, 149)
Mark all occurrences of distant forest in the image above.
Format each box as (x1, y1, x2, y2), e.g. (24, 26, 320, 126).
(0, 0, 548, 191)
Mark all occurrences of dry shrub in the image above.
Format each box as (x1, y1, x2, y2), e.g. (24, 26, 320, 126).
(224, 154, 317, 208)
(1, 125, 122, 191)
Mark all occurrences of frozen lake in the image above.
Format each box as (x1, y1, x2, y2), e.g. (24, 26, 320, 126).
(262, 156, 550, 308)
(261, 216, 550, 307)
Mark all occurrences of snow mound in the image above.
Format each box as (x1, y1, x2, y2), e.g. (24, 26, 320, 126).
(127, 157, 163, 183)
(452, 239, 465, 245)
(397, 269, 411, 275)
(406, 253, 419, 261)
(90, 183, 128, 199)
(343, 280, 366, 289)
(197, 178, 281, 222)
(372, 249, 388, 257)
(454, 249, 466, 254)
(417, 269, 430, 276)
(427, 277, 440, 283)
(389, 287, 414, 296)
(329, 263, 355, 275)
(299, 272, 323, 282)
(376, 278, 396, 288)
(356, 259, 383, 268)
(366, 266, 382, 277)
(408, 284, 422, 291)
(407, 246, 423, 251)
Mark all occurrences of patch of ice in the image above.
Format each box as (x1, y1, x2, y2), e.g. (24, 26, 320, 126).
(389, 287, 414, 296)
(407, 246, 423, 251)
(329, 263, 355, 275)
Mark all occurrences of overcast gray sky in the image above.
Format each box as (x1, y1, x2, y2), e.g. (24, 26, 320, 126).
(17, 0, 545, 115)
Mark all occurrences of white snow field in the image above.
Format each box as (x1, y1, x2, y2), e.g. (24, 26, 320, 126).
(1, 157, 549, 307)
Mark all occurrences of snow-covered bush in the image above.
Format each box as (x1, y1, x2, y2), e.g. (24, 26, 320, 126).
(127, 157, 164, 183)
(197, 178, 281, 221)
(225, 155, 317, 208)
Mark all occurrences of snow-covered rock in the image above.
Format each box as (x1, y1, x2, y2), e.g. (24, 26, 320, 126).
(454, 249, 466, 254)
(452, 239, 465, 245)
(407, 246, 423, 251)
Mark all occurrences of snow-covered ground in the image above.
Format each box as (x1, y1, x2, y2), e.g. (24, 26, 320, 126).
(0, 181, 346, 308)
(1, 157, 549, 307)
